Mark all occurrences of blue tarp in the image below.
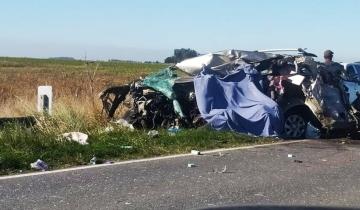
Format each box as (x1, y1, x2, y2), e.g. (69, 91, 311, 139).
(194, 64, 283, 136)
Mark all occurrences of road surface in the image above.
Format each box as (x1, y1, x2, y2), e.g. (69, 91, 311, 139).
(1, 140, 360, 210)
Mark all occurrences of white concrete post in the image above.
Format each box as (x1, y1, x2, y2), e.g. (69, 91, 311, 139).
(37, 86, 53, 114)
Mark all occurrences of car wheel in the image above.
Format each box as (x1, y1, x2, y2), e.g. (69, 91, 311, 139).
(284, 114, 307, 139)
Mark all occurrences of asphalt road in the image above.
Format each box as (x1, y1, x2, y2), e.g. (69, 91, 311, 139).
(1, 140, 360, 210)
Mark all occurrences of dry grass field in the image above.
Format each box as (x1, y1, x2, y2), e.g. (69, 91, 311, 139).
(0, 57, 166, 118)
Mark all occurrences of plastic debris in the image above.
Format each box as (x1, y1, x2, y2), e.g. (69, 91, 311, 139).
(305, 122, 321, 139)
(114, 119, 134, 131)
(147, 130, 159, 138)
(90, 156, 97, 165)
(191, 150, 201, 155)
(62, 132, 89, 145)
(221, 165, 227, 173)
(187, 163, 196, 168)
(213, 165, 227, 173)
(168, 126, 181, 136)
(288, 154, 295, 158)
(120, 145, 133, 149)
(213, 152, 228, 157)
(30, 159, 48, 171)
(104, 126, 114, 133)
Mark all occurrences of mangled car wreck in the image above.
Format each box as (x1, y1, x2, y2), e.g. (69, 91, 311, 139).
(100, 48, 360, 139)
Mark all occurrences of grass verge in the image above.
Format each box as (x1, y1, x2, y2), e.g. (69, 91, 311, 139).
(0, 123, 275, 175)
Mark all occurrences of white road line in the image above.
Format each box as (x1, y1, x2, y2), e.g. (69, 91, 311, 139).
(0, 139, 311, 180)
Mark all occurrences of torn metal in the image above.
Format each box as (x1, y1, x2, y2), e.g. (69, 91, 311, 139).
(100, 69, 204, 129)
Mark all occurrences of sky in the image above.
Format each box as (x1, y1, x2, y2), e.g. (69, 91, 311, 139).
(1, 0, 359, 62)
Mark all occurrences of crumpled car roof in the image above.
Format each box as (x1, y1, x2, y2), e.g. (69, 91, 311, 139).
(175, 49, 281, 75)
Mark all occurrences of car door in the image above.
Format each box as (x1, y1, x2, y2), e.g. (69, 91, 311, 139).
(344, 64, 360, 104)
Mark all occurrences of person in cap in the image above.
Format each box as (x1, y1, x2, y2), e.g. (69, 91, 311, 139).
(324, 50, 334, 64)
(319, 50, 350, 109)
(321, 50, 343, 82)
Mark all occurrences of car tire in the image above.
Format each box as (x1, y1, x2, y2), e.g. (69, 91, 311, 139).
(283, 111, 308, 139)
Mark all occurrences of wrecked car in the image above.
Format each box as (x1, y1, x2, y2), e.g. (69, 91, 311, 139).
(99, 70, 204, 129)
(100, 49, 360, 139)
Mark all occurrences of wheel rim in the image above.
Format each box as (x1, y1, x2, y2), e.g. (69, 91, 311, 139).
(284, 114, 306, 138)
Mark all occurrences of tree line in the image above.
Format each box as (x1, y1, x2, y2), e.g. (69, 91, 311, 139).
(164, 48, 199, 63)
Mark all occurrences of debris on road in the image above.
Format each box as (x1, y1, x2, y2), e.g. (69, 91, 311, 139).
(213, 165, 228, 173)
(191, 150, 201, 155)
(147, 130, 159, 138)
(187, 163, 196, 168)
(62, 132, 89, 145)
(30, 159, 48, 171)
(90, 156, 97, 165)
(254, 193, 267, 197)
(221, 165, 227, 173)
(213, 152, 228, 157)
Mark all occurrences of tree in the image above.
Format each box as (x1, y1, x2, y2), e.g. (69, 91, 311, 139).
(164, 56, 175, 64)
(164, 48, 199, 63)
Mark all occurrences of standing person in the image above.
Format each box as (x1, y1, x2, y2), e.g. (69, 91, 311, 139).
(319, 50, 350, 109)
(321, 50, 343, 83)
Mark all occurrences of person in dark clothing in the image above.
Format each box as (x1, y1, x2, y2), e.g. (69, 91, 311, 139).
(318, 50, 350, 109)
(320, 50, 344, 84)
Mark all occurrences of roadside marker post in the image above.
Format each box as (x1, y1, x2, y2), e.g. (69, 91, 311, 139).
(37, 86, 53, 115)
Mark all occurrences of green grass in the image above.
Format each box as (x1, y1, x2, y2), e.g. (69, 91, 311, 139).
(0, 56, 166, 75)
(0, 122, 275, 175)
